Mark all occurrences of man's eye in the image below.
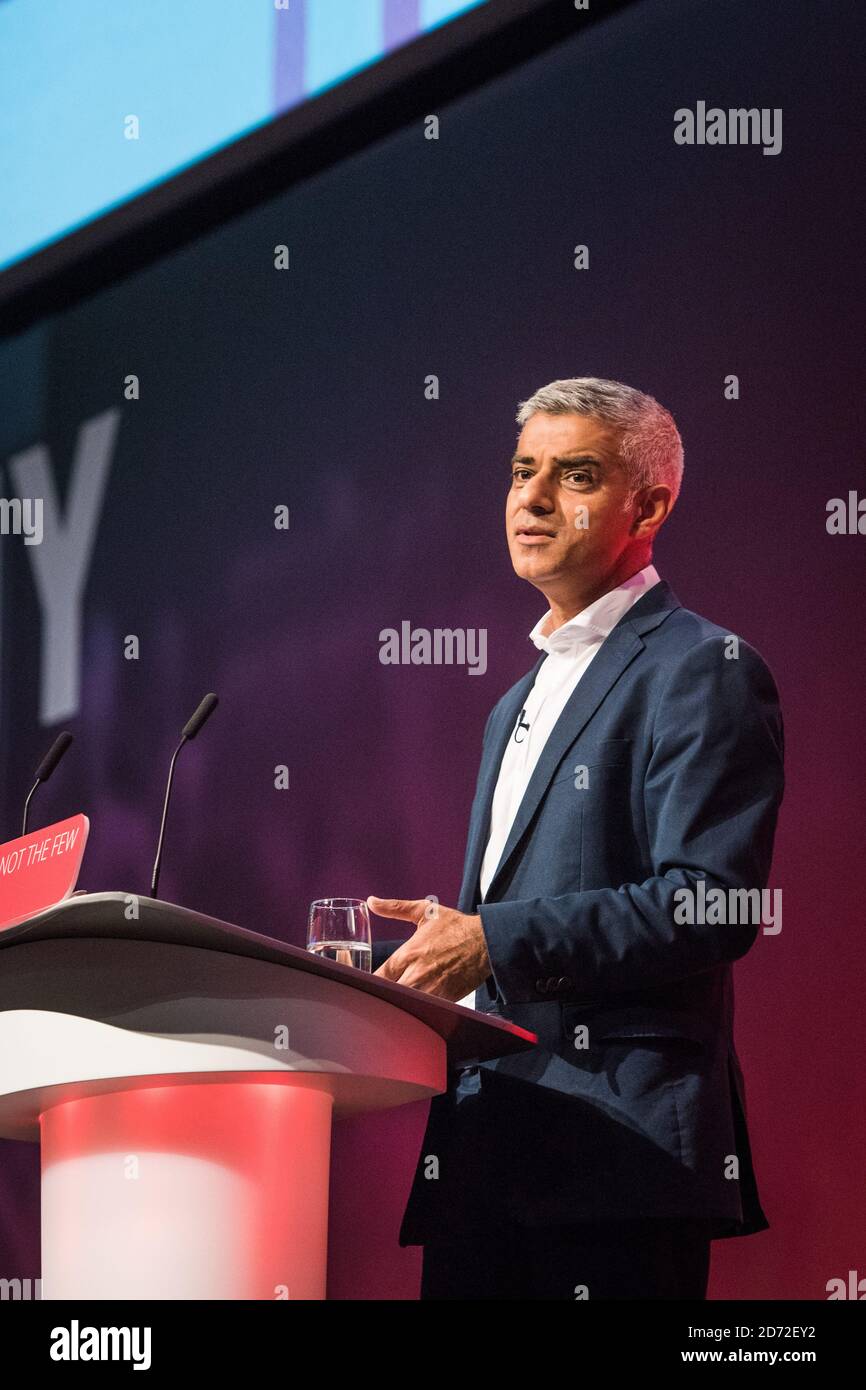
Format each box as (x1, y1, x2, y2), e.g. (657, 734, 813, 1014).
(512, 469, 532, 481)
(564, 472, 592, 485)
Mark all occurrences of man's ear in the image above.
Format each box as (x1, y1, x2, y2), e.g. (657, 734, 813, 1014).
(632, 484, 673, 539)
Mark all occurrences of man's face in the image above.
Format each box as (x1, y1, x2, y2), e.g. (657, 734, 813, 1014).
(506, 411, 638, 594)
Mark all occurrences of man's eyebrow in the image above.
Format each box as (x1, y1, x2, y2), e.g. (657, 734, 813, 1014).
(509, 452, 605, 466)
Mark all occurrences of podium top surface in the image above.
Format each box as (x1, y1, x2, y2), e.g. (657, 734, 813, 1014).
(0, 892, 536, 1066)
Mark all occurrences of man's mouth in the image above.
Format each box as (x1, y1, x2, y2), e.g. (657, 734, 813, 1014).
(515, 527, 556, 544)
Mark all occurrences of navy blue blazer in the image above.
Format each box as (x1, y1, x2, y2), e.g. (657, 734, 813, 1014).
(373, 579, 784, 1243)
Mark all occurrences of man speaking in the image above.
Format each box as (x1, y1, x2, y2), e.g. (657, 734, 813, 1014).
(368, 377, 784, 1300)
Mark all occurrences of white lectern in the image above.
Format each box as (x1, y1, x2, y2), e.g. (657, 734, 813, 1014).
(0, 893, 535, 1300)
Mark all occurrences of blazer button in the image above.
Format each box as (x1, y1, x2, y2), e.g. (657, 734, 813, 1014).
(556, 976, 571, 989)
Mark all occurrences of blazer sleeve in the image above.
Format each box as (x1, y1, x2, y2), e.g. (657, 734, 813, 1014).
(477, 634, 785, 1005)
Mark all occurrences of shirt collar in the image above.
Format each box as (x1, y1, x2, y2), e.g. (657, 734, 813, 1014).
(529, 563, 661, 655)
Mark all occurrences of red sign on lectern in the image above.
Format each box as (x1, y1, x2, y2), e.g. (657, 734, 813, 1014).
(0, 814, 89, 932)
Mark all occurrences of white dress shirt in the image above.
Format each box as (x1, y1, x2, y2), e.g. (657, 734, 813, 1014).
(457, 563, 661, 1010)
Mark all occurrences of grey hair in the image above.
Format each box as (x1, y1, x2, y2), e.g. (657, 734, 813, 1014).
(515, 377, 684, 507)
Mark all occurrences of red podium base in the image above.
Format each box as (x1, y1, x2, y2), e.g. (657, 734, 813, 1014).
(41, 1077, 334, 1300)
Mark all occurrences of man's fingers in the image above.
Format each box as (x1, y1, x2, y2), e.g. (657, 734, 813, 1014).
(366, 896, 429, 925)
(373, 950, 407, 983)
(373, 956, 425, 991)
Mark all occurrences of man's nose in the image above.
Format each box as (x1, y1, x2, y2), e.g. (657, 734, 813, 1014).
(520, 471, 557, 509)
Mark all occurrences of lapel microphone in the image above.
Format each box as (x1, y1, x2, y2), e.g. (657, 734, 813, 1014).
(514, 708, 530, 743)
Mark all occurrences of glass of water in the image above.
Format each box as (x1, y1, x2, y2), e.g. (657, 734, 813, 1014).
(307, 897, 372, 971)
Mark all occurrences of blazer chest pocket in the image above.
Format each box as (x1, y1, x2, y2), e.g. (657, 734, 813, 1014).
(552, 738, 633, 785)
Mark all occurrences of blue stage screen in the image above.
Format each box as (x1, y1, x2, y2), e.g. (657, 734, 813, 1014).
(0, 0, 487, 270)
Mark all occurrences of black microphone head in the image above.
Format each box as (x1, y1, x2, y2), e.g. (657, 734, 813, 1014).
(181, 693, 219, 741)
(34, 731, 74, 783)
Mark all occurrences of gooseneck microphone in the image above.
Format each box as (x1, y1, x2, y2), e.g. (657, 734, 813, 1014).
(150, 693, 219, 898)
(22, 732, 74, 836)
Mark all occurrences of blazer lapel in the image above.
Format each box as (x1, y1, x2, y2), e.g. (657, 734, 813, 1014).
(482, 624, 643, 903)
(457, 653, 545, 912)
(470, 579, 682, 908)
